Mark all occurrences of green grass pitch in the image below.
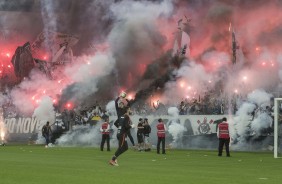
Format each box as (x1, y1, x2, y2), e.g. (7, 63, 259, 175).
(0, 145, 282, 184)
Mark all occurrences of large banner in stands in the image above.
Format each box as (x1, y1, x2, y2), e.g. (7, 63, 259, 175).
(4, 117, 43, 134)
(3, 117, 45, 142)
(3, 115, 226, 143)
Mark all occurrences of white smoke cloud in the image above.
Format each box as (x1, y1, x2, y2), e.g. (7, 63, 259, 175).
(32, 95, 55, 123)
(167, 106, 187, 148)
(110, 0, 173, 20)
(251, 112, 272, 135)
(106, 100, 116, 116)
(10, 71, 60, 116)
(168, 120, 187, 148)
(201, 51, 230, 68)
(167, 106, 179, 117)
(56, 123, 118, 147)
(8, 51, 116, 116)
(40, 0, 57, 29)
(232, 102, 255, 138)
(65, 53, 115, 82)
(108, 0, 173, 50)
(62, 53, 116, 103)
(107, 0, 174, 87)
(32, 95, 56, 144)
(56, 125, 100, 146)
(162, 60, 215, 105)
(247, 89, 272, 106)
(232, 89, 273, 149)
(178, 61, 213, 86)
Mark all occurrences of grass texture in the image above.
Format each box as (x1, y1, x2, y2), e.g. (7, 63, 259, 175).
(0, 145, 282, 184)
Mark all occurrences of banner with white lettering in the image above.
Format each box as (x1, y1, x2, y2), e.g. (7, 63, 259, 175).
(3, 117, 45, 142)
(3, 115, 225, 143)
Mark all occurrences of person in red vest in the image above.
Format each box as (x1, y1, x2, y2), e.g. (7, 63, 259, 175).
(100, 117, 111, 151)
(217, 117, 231, 157)
(156, 118, 167, 154)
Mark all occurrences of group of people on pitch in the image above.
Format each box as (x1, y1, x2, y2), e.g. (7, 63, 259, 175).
(102, 92, 231, 166)
(103, 92, 167, 166)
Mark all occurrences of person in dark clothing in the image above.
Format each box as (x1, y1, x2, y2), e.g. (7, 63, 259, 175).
(115, 93, 130, 117)
(114, 92, 130, 129)
(62, 109, 71, 130)
(217, 117, 231, 157)
(42, 121, 52, 148)
(178, 101, 187, 115)
(143, 118, 151, 151)
(100, 117, 111, 151)
(109, 107, 134, 166)
(137, 118, 144, 151)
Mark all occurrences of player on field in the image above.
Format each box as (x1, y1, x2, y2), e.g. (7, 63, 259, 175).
(109, 107, 134, 166)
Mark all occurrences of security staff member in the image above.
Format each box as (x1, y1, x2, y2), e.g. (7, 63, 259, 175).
(100, 117, 111, 151)
(156, 118, 166, 154)
(217, 117, 231, 157)
(109, 107, 134, 166)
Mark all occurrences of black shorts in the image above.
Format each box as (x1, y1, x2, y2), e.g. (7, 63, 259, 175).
(137, 133, 144, 143)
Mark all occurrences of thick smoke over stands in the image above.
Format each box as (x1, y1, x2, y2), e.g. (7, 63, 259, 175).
(1, 0, 282, 109)
(0, 0, 282, 149)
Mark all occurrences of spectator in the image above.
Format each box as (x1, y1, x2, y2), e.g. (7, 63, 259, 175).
(62, 109, 71, 130)
(136, 118, 144, 151)
(143, 118, 151, 151)
(42, 121, 52, 148)
(178, 101, 187, 115)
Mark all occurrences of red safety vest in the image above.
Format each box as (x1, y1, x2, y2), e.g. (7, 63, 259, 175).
(101, 122, 110, 135)
(218, 122, 230, 139)
(157, 123, 165, 138)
